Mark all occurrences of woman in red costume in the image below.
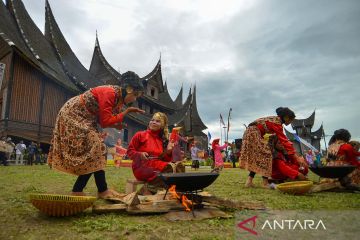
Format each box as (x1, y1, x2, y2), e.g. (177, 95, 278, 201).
(239, 107, 307, 187)
(48, 71, 145, 198)
(326, 129, 360, 189)
(127, 112, 184, 193)
(269, 135, 308, 181)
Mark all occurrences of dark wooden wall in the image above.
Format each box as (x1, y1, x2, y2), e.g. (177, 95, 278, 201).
(0, 52, 73, 143)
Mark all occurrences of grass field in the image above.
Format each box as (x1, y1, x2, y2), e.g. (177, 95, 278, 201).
(0, 165, 359, 240)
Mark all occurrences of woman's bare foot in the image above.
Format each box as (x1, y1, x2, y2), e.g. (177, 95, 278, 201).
(71, 192, 86, 196)
(245, 177, 255, 188)
(262, 178, 270, 188)
(98, 189, 122, 199)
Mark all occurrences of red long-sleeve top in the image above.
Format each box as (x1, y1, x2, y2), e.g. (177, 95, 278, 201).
(338, 143, 360, 167)
(127, 129, 172, 182)
(90, 86, 124, 128)
(255, 116, 296, 157)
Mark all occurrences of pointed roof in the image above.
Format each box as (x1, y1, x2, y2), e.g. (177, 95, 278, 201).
(139, 59, 178, 110)
(189, 84, 207, 132)
(168, 85, 207, 135)
(291, 111, 315, 129)
(168, 89, 192, 125)
(174, 84, 183, 107)
(0, 1, 33, 59)
(141, 59, 164, 92)
(312, 124, 324, 139)
(44, 0, 102, 90)
(4, 0, 79, 92)
(89, 33, 121, 85)
(285, 124, 323, 141)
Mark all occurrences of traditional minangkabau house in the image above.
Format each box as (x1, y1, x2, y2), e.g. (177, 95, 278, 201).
(285, 111, 324, 154)
(0, 0, 208, 151)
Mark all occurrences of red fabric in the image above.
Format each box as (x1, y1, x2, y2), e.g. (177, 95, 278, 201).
(91, 86, 124, 128)
(127, 129, 171, 182)
(116, 145, 127, 156)
(271, 153, 308, 180)
(338, 143, 360, 166)
(264, 121, 296, 156)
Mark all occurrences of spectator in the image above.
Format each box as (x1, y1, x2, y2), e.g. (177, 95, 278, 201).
(28, 142, 37, 166)
(15, 140, 27, 165)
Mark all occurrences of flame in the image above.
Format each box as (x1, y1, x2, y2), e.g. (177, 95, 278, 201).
(169, 185, 192, 212)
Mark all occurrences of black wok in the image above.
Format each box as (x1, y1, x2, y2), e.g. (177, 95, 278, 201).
(309, 166, 356, 179)
(158, 172, 219, 192)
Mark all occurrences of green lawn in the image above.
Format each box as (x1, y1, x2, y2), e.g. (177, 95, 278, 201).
(0, 165, 358, 240)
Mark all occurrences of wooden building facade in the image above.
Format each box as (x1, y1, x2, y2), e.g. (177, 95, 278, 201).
(0, 0, 208, 150)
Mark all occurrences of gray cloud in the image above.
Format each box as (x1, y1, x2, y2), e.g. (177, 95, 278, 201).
(21, 0, 360, 144)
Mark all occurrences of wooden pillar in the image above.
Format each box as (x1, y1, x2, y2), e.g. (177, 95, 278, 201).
(37, 78, 45, 144)
(4, 51, 15, 132)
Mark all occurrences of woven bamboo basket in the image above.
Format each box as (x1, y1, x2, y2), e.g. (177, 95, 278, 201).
(276, 181, 313, 195)
(29, 194, 97, 217)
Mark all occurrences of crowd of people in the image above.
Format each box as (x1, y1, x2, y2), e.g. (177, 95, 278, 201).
(0, 138, 47, 166)
(2, 72, 359, 195)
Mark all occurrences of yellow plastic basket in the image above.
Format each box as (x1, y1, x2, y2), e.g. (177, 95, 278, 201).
(276, 181, 313, 195)
(29, 194, 97, 217)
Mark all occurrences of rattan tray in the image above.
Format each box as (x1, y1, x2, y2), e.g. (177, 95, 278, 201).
(276, 181, 313, 195)
(29, 194, 97, 217)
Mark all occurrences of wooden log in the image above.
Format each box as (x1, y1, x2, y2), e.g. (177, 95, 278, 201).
(125, 179, 145, 194)
(164, 207, 232, 221)
(92, 204, 127, 214)
(310, 181, 342, 193)
(126, 204, 170, 214)
(202, 196, 265, 210)
(122, 192, 140, 206)
(149, 200, 184, 210)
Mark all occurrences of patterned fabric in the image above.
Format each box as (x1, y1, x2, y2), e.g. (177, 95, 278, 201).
(326, 140, 345, 163)
(326, 140, 360, 185)
(254, 116, 282, 131)
(48, 86, 121, 176)
(239, 126, 273, 177)
(83, 85, 122, 116)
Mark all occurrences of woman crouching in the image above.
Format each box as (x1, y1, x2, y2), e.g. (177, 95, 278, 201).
(127, 112, 185, 194)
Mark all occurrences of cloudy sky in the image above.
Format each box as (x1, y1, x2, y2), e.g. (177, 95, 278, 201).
(17, 0, 360, 145)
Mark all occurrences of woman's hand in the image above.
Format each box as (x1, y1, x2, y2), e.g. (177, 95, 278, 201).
(297, 155, 307, 167)
(125, 107, 145, 114)
(166, 141, 175, 155)
(140, 152, 149, 160)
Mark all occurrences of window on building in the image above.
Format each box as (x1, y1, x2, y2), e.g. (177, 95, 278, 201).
(150, 107, 154, 114)
(150, 88, 155, 97)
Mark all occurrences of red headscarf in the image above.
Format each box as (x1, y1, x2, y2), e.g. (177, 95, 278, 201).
(212, 139, 220, 150)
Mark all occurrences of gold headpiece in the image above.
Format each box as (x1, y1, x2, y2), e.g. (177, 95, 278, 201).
(152, 112, 169, 139)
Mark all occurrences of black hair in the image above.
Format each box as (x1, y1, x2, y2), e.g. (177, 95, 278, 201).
(121, 71, 145, 91)
(275, 107, 296, 122)
(328, 129, 351, 145)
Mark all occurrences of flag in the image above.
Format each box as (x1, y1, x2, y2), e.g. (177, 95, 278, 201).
(294, 134, 318, 152)
(207, 131, 212, 142)
(220, 114, 225, 126)
(227, 108, 232, 131)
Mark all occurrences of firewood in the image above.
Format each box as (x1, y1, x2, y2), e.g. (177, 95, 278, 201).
(92, 204, 127, 214)
(126, 204, 170, 214)
(202, 196, 265, 210)
(122, 192, 140, 206)
(310, 181, 342, 193)
(149, 200, 184, 210)
(164, 207, 231, 221)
